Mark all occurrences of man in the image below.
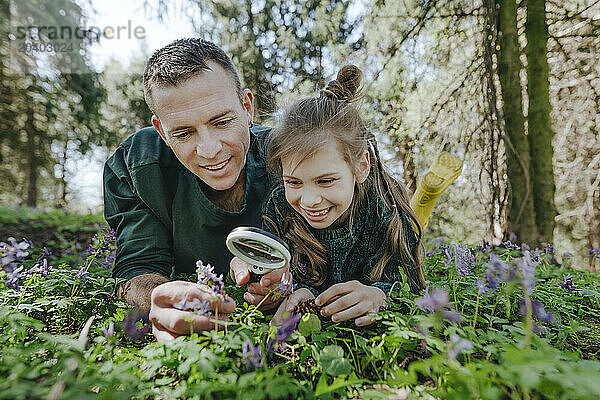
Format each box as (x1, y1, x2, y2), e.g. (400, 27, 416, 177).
(103, 39, 285, 342)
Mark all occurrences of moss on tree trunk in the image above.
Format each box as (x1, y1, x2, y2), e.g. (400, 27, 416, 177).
(526, 0, 557, 244)
(497, 0, 539, 243)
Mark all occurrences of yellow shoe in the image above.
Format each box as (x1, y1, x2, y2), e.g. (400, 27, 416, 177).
(410, 152, 463, 230)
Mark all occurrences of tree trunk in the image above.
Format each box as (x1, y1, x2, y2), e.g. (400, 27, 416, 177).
(25, 100, 37, 208)
(526, 0, 557, 243)
(244, 0, 273, 121)
(496, 0, 539, 244)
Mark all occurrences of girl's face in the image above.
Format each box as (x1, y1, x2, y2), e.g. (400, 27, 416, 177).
(281, 141, 370, 229)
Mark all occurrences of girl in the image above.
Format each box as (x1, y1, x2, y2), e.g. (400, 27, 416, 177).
(264, 65, 426, 326)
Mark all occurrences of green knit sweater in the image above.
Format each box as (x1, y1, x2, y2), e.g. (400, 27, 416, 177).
(262, 184, 421, 295)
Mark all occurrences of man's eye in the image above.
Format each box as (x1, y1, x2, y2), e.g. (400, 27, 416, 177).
(215, 118, 232, 127)
(172, 130, 192, 139)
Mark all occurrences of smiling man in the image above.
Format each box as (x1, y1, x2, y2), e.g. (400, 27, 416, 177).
(103, 39, 283, 342)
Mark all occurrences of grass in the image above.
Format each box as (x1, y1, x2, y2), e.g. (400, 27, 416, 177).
(1, 208, 599, 399)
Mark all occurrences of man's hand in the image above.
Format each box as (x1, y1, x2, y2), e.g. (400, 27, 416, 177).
(315, 280, 386, 326)
(149, 281, 236, 343)
(229, 257, 288, 310)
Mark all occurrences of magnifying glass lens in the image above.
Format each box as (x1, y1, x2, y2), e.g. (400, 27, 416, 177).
(226, 227, 291, 275)
(232, 239, 284, 264)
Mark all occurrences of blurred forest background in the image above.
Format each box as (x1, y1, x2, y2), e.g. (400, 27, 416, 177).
(0, 0, 598, 268)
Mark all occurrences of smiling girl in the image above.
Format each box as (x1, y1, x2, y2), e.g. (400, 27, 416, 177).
(263, 65, 426, 326)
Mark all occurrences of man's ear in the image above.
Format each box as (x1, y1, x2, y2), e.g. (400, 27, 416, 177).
(152, 116, 170, 147)
(240, 89, 255, 126)
(356, 150, 371, 184)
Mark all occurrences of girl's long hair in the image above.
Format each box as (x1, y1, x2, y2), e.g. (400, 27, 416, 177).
(265, 65, 426, 291)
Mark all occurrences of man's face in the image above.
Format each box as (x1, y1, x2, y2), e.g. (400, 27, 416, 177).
(151, 61, 254, 191)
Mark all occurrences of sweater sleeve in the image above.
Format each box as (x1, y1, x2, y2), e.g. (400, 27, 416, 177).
(103, 148, 174, 282)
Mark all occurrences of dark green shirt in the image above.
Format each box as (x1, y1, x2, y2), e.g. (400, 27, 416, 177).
(103, 125, 274, 281)
(262, 184, 421, 295)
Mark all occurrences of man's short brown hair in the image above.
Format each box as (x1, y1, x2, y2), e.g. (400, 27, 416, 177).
(143, 38, 242, 114)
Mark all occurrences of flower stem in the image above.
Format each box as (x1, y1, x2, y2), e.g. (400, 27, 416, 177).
(246, 290, 274, 320)
(487, 297, 500, 329)
(522, 290, 533, 348)
(452, 275, 458, 307)
(472, 292, 480, 330)
(16, 279, 32, 312)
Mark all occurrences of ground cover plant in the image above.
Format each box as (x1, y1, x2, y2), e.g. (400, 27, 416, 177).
(1, 208, 600, 399)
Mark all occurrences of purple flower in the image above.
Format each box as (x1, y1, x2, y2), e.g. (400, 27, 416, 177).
(476, 278, 491, 297)
(513, 251, 538, 294)
(531, 323, 548, 335)
(447, 334, 473, 359)
(278, 271, 296, 296)
(75, 266, 88, 284)
(89, 229, 117, 253)
(292, 261, 307, 275)
(518, 299, 557, 324)
(196, 260, 223, 287)
(38, 258, 51, 277)
(482, 254, 509, 292)
(452, 242, 475, 276)
(122, 306, 151, 341)
(0, 237, 30, 267)
(274, 312, 301, 344)
(501, 240, 520, 250)
(415, 287, 449, 313)
(508, 232, 517, 243)
(442, 310, 462, 324)
(558, 274, 576, 292)
(100, 321, 115, 338)
(530, 248, 544, 263)
(476, 239, 491, 253)
(442, 242, 474, 276)
(27, 258, 51, 277)
(542, 243, 555, 255)
(425, 237, 445, 257)
(173, 297, 211, 313)
(6, 265, 25, 291)
(100, 252, 115, 269)
(589, 248, 600, 259)
(242, 340, 263, 369)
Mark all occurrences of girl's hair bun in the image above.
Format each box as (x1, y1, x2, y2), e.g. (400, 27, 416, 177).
(320, 65, 362, 102)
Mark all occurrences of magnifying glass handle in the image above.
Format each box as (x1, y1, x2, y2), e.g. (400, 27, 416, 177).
(248, 271, 262, 284)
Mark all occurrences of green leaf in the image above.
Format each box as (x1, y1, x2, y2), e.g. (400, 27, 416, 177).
(315, 372, 361, 396)
(297, 313, 321, 337)
(318, 345, 352, 376)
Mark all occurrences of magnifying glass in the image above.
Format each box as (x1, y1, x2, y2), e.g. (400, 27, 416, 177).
(226, 227, 291, 283)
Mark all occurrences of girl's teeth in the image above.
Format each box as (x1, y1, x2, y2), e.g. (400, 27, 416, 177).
(306, 208, 328, 216)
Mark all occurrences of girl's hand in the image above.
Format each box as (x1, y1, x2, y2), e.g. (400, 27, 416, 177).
(315, 280, 386, 326)
(229, 256, 289, 310)
(271, 288, 315, 325)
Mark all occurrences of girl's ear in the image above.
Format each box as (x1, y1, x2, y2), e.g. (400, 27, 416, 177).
(355, 150, 371, 184)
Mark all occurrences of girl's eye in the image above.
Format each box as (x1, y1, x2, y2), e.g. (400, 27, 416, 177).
(318, 178, 336, 185)
(284, 179, 302, 187)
